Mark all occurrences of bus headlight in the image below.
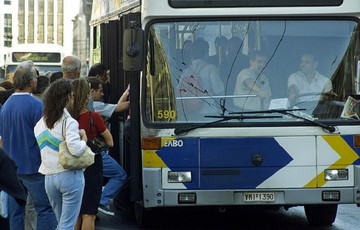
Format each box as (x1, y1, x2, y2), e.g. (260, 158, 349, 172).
(324, 169, 348, 181)
(168, 171, 192, 183)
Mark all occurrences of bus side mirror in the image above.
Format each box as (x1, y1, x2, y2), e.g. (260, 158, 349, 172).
(123, 27, 144, 71)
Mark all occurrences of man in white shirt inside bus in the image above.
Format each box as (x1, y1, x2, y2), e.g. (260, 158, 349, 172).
(288, 52, 332, 104)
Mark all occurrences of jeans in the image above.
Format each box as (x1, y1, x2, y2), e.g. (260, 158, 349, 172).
(100, 151, 127, 206)
(8, 173, 57, 230)
(45, 170, 84, 230)
(25, 194, 36, 230)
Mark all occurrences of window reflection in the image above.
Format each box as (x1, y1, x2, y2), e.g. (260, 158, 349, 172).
(145, 20, 359, 125)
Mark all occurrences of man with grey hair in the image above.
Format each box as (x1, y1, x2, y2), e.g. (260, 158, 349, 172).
(62, 55, 81, 80)
(0, 60, 57, 230)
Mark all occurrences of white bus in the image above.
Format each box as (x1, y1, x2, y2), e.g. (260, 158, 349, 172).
(0, 48, 8, 80)
(90, 0, 360, 227)
(4, 44, 69, 80)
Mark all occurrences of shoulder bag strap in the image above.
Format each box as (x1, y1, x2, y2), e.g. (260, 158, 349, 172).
(61, 117, 67, 140)
(88, 111, 95, 136)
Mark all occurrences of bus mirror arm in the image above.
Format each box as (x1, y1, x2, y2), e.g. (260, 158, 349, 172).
(123, 26, 144, 71)
(126, 22, 140, 58)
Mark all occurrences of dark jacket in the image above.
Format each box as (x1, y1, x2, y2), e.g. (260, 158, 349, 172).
(0, 148, 26, 207)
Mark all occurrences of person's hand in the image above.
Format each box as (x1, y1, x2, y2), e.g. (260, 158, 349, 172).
(119, 89, 130, 103)
(287, 85, 298, 102)
(123, 89, 130, 99)
(79, 129, 87, 142)
(258, 90, 270, 99)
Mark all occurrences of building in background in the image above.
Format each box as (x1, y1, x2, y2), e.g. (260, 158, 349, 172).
(72, 0, 92, 77)
(17, 0, 64, 45)
(0, 0, 14, 77)
(0, 0, 82, 78)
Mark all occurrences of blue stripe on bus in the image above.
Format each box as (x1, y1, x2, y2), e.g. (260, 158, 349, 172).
(157, 137, 293, 189)
(199, 138, 293, 189)
(342, 135, 360, 165)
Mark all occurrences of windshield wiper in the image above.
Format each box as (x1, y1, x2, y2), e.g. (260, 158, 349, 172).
(174, 114, 282, 135)
(230, 108, 336, 133)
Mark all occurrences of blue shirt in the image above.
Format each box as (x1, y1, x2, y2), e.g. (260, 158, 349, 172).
(0, 93, 44, 174)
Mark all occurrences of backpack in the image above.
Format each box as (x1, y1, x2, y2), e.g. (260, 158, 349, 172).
(178, 66, 205, 111)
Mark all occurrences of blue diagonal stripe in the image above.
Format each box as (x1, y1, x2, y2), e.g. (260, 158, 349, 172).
(36, 130, 61, 151)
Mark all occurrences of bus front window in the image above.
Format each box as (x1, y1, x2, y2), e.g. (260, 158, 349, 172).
(144, 19, 360, 126)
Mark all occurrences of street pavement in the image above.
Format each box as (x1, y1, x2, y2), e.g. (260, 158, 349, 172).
(0, 207, 137, 230)
(95, 207, 137, 230)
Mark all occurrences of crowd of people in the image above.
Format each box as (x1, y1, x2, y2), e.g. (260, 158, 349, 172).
(0, 55, 130, 230)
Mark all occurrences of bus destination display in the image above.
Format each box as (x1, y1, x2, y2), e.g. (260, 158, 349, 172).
(12, 52, 61, 63)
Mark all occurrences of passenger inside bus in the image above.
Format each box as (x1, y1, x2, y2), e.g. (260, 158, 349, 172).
(233, 51, 272, 111)
(177, 39, 224, 119)
(287, 52, 332, 106)
(209, 35, 228, 67)
(180, 39, 193, 69)
(221, 36, 248, 96)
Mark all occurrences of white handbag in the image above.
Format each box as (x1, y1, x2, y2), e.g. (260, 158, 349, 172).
(58, 117, 95, 170)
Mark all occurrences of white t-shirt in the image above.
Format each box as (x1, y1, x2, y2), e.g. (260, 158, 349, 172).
(288, 71, 332, 102)
(233, 68, 271, 110)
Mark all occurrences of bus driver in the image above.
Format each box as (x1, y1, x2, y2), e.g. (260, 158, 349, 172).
(287, 52, 332, 104)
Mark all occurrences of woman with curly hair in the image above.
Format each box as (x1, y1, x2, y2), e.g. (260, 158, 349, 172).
(69, 77, 113, 230)
(34, 79, 88, 229)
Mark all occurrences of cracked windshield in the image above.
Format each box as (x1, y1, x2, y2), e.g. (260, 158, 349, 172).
(145, 20, 360, 125)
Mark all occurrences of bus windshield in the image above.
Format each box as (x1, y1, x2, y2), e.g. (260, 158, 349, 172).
(144, 19, 360, 125)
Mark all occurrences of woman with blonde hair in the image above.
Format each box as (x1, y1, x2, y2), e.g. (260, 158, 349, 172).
(70, 77, 113, 230)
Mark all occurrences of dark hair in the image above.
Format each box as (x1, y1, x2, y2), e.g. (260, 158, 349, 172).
(43, 79, 72, 129)
(0, 81, 14, 90)
(88, 63, 107, 77)
(182, 40, 193, 65)
(228, 36, 243, 51)
(49, 71, 64, 84)
(192, 39, 209, 59)
(0, 89, 14, 105)
(87, 76, 102, 91)
(69, 78, 90, 119)
(214, 35, 228, 48)
(35, 75, 50, 95)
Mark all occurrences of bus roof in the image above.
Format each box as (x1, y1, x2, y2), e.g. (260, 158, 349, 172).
(140, 0, 360, 26)
(90, 0, 140, 26)
(89, 0, 360, 28)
